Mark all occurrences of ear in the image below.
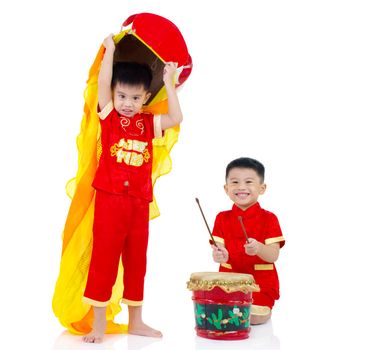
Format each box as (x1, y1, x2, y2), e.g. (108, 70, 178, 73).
(224, 183, 229, 195)
(259, 183, 267, 195)
(144, 92, 152, 104)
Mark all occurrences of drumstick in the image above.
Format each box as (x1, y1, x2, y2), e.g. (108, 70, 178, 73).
(195, 198, 217, 247)
(238, 216, 250, 243)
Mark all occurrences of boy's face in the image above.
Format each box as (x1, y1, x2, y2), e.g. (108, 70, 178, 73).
(224, 167, 266, 210)
(113, 83, 151, 117)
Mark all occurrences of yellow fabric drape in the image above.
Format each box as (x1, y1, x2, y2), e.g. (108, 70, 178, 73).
(52, 32, 179, 334)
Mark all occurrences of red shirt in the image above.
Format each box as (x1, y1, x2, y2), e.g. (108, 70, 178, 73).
(212, 202, 285, 297)
(92, 104, 162, 202)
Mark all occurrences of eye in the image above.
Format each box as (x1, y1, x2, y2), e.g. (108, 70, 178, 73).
(246, 180, 253, 184)
(133, 96, 140, 101)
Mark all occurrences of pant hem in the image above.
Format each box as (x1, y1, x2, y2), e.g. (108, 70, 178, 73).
(82, 296, 110, 307)
(121, 298, 143, 306)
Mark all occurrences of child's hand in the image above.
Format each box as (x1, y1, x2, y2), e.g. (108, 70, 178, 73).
(163, 62, 178, 86)
(212, 244, 229, 264)
(103, 34, 115, 52)
(244, 238, 260, 256)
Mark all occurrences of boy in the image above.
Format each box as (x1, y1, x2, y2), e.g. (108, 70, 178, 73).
(82, 34, 183, 342)
(211, 157, 285, 325)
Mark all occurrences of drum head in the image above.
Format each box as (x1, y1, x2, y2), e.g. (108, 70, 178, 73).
(187, 272, 259, 293)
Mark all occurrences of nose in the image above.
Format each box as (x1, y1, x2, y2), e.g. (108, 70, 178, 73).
(123, 97, 132, 107)
(238, 182, 247, 190)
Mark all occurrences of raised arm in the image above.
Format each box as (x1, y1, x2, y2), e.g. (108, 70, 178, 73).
(98, 35, 116, 111)
(160, 62, 183, 130)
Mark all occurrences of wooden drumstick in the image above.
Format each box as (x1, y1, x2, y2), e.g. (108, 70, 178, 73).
(195, 198, 217, 247)
(238, 216, 250, 243)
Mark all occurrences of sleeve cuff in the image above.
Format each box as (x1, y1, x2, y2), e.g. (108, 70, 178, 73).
(153, 115, 162, 138)
(212, 236, 225, 245)
(265, 236, 285, 247)
(98, 101, 114, 120)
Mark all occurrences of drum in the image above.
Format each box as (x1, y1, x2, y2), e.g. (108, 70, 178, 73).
(187, 272, 259, 340)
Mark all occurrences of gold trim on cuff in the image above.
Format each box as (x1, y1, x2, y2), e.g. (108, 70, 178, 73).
(251, 305, 271, 316)
(254, 264, 274, 271)
(82, 296, 110, 307)
(221, 263, 232, 269)
(153, 115, 162, 138)
(98, 101, 114, 120)
(212, 236, 225, 244)
(122, 298, 143, 306)
(265, 236, 285, 245)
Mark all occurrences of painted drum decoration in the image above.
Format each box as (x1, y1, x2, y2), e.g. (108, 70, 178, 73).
(187, 272, 260, 340)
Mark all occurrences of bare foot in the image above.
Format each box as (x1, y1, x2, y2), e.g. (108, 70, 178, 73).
(82, 330, 104, 343)
(128, 322, 163, 338)
(82, 306, 107, 343)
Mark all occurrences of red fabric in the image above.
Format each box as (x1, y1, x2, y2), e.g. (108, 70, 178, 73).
(213, 203, 285, 309)
(92, 108, 155, 202)
(122, 13, 192, 87)
(124, 13, 189, 64)
(84, 190, 149, 303)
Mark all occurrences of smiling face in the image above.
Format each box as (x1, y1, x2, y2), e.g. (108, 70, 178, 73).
(224, 167, 266, 210)
(113, 83, 151, 117)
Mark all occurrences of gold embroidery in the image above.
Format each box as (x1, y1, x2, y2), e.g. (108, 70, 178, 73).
(120, 117, 145, 135)
(143, 149, 150, 163)
(130, 153, 144, 167)
(136, 119, 145, 134)
(110, 138, 149, 167)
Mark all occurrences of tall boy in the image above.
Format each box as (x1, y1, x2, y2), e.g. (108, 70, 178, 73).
(83, 34, 183, 342)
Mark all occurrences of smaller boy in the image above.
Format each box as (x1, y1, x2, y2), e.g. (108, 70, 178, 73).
(211, 157, 285, 325)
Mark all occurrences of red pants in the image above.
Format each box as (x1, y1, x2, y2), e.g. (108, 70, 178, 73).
(84, 190, 149, 306)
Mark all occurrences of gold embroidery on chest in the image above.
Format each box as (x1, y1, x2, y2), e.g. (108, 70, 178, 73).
(120, 117, 145, 135)
(110, 138, 150, 167)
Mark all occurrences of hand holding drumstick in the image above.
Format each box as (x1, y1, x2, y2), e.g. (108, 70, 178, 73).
(212, 244, 229, 264)
(238, 215, 260, 256)
(244, 239, 260, 256)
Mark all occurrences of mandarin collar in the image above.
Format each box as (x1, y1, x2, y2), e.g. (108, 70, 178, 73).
(232, 202, 261, 218)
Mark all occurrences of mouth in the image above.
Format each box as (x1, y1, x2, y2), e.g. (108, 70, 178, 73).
(122, 109, 133, 115)
(235, 192, 250, 200)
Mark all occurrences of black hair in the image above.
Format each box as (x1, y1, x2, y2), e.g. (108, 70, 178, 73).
(225, 157, 265, 183)
(111, 62, 153, 90)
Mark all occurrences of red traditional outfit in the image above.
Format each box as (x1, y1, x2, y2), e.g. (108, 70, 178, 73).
(83, 101, 162, 307)
(212, 202, 285, 316)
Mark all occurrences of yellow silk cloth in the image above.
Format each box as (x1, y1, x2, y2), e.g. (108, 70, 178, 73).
(52, 32, 179, 334)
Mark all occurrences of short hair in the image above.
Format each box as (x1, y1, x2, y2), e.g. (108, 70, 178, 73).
(111, 62, 153, 90)
(225, 157, 265, 183)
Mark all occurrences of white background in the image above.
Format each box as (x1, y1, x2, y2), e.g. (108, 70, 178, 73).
(1, 1, 374, 349)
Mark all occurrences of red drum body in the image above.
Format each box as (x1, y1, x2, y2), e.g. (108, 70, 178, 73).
(187, 272, 259, 340)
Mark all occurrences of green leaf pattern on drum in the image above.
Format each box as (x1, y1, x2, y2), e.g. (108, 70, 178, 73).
(194, 304, 251, 331)
(195, 304, 205, 326)
(208, 308, 223, 329)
